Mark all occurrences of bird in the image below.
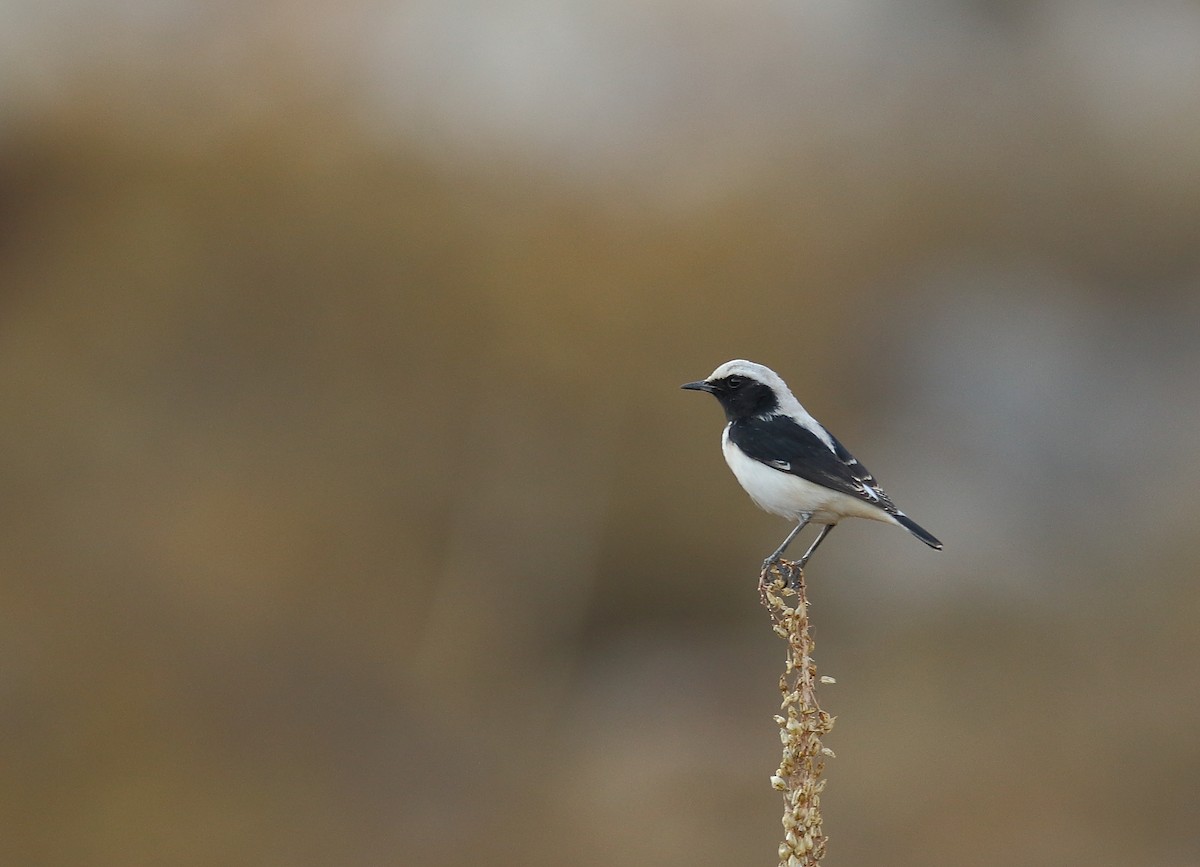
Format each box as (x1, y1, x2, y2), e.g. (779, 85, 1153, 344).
(682, 359, 942, 569)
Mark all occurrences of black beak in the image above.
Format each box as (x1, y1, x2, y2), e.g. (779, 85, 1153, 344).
(681, 380, 715, 393)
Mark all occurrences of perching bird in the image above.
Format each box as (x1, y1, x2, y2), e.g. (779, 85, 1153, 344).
(682, 359, 942, 568)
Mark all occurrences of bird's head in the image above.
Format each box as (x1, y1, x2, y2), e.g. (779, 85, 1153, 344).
(681, 359, 790, 421)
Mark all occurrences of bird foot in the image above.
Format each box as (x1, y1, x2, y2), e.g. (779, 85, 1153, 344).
(762, 556, 803, 591)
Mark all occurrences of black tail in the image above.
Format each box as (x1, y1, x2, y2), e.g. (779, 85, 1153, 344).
(894, 513, 943, 550)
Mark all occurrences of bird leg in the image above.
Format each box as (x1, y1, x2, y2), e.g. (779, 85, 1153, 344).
(764, 513, 812, 568)
(797, 523, 835, 568)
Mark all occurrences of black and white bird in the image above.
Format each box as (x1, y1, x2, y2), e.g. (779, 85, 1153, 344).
(682, 359, 942, 568)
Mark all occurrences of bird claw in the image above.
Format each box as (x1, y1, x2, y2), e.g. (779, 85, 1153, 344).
(761, 557, 805, 592)
(761, 556, 803, 590)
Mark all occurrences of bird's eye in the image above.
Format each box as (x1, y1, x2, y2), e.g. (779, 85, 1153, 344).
(726, 376, 744, 389)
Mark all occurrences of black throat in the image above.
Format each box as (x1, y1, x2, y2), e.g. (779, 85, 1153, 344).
(711, 377, 779, 422)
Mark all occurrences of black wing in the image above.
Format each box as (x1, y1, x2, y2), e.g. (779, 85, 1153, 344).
(727, 414, 899, 513)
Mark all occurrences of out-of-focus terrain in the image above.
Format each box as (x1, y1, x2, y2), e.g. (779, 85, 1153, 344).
(2, 3, 1199, 865)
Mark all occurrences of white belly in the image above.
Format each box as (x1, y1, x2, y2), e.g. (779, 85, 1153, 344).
(721, 427, 897, 526)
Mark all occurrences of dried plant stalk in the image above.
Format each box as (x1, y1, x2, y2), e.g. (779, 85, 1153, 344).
(761, 560, 835, 867)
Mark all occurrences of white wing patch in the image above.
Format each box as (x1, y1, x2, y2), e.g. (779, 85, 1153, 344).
(767, 459, 791, 471)
(859, 484, 882, 502)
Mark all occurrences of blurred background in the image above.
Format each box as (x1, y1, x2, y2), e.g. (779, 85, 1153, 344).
(2, 2, 1199, 865)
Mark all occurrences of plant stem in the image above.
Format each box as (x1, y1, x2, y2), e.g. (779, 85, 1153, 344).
(761, 560, 835, 867)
